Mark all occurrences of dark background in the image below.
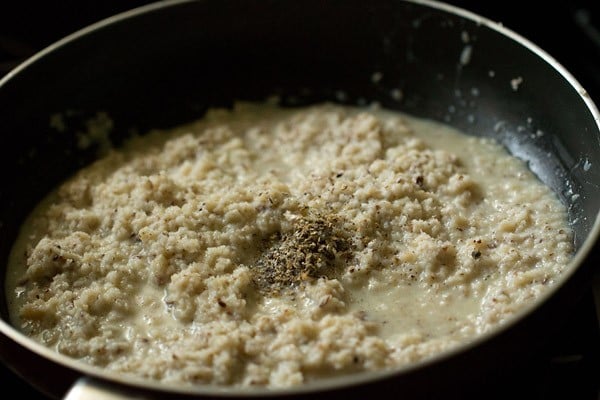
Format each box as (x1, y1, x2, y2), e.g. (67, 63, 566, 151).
(0, 1, 599, 399)
(1, 0, 600, 101)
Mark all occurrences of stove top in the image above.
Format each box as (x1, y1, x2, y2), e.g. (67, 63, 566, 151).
(1, 1, 599, 399)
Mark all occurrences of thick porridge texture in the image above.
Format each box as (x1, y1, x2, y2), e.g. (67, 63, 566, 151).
(5, 103, 573, 387)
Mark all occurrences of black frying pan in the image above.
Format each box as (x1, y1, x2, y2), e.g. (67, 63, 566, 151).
(0, 0, 598, 399)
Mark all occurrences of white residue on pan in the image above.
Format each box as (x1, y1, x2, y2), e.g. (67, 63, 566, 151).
(76, 112, 113, 156)
(265, 94, 281, 105)
(510, 76, 523, 91)
(335, 90, 348, 102)
(563, 182, 577, 201)
(583, 158, 592, 172)
(529, 130, 545, 140)
(459, 45, 473, 66)
(390, 88, 403, 101)
(493, 120, 508, 133)
(48, 110, 113, 157)
(371, 71, 383, 84)
(368, 101, 382, 110)
(49, 113, 67, 132)
(488, 70, 496, 78)
(461, 30, 470, 43)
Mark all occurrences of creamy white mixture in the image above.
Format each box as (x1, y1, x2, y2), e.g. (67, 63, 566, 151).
(5, 102, 573, 387)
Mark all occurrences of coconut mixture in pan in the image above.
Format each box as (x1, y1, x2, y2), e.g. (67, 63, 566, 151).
(5, 102, 573, 387)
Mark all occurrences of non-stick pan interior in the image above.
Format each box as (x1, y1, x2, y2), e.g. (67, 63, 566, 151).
(0, 0, 598, 396)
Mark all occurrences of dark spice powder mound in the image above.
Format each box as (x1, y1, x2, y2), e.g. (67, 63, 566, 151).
(253, 213, 352, 295)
